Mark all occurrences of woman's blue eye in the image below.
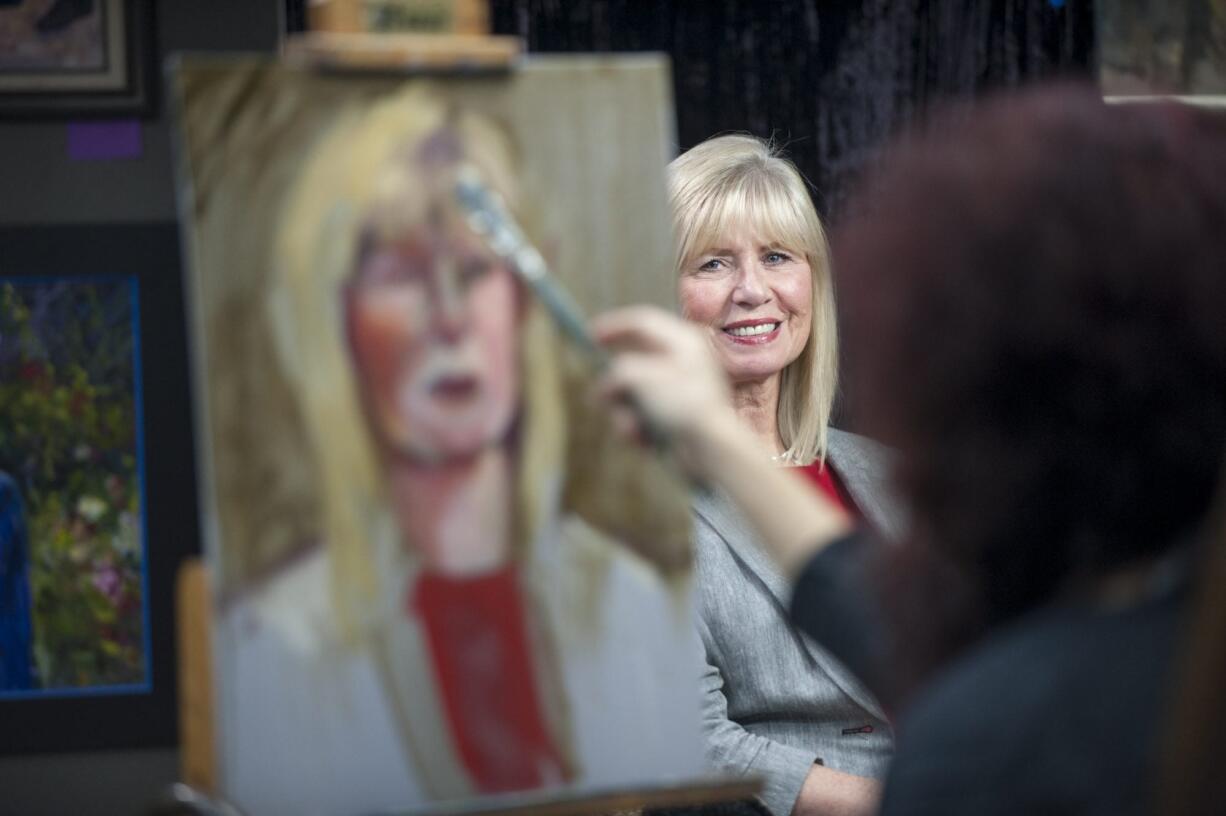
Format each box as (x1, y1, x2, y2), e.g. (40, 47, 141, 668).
(698, 258, 724, 271)
(765, 251, 791, 264)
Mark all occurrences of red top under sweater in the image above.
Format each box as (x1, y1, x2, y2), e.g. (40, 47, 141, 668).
(796, 460, 860, 520)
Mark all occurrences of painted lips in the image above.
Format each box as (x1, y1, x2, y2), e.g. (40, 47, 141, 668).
(431, 374, 480, 401)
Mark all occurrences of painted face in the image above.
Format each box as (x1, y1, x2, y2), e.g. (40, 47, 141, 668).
(677, 225, 813, 385)
(345, 218, 520, 463)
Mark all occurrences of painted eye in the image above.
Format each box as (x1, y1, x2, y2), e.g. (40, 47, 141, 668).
(357, 254, 425, 287)
(459, 257, 492, 286)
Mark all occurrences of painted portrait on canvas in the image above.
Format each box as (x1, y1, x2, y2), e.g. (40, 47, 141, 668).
(174, 61, 704, 815)
(0, 277, 148, 698)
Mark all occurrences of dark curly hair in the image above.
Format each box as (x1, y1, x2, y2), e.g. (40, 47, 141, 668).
(838, 86, 1226, 624)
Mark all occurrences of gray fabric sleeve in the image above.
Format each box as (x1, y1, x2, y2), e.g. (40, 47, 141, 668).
(695, 619, 817, 816)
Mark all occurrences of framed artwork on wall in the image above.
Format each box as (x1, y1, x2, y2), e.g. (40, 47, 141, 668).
(1, 272, 149, 699)
(0, 223, 200, 753)
(0, 0, 154, 118)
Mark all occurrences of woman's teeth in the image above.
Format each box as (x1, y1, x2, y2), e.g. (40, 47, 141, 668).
(727, 322, 780, 337)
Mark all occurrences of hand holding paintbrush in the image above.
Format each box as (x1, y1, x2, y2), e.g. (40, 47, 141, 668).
(453, 165, 677, 455)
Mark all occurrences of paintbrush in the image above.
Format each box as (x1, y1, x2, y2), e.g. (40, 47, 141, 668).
(453, 165, 607, 363)
(453, 164, 674, 454)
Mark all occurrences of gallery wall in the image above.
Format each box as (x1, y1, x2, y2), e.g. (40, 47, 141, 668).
(0, 1, 280, 225)
(0, 5, 278, 814)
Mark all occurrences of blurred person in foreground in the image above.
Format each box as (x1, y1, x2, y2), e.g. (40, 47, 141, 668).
(596, 86, 1226, 815)
(1158, 460, 1226, 816)
(666, 134, 900, 816)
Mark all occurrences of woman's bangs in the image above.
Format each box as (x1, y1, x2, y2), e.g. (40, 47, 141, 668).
(742, 175, 814, 257)
(680, 174, 812, 267)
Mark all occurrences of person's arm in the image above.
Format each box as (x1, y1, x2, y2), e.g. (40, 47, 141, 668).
(790, 532, 897, 712)
(794, 765, 882, 816)
(693, 621, 880, 816)
(592, 306, 851, 577)
(695, 623, 816, 815)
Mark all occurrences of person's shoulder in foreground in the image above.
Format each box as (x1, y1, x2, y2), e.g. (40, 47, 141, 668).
(825, 427, 905, 541)
(879, 579, 1186, 816)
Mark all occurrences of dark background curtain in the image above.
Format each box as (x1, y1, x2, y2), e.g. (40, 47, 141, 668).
(284, 1, 1097, 219)
(488, 1, 1097, 221)
(482, 0, 1098, 427)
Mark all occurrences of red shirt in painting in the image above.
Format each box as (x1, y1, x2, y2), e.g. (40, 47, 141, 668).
(410, 566, 567, 793)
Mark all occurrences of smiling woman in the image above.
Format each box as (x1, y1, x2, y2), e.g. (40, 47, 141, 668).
(666, 135, 902, 816)
(680, 228, 814, 395)
(671, 135, 835, 465)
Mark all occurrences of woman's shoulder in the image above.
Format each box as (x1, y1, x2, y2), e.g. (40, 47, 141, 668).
(689, 486, 755, 558)
(826, 427, 896, 473)
(827, 427, 907, 541)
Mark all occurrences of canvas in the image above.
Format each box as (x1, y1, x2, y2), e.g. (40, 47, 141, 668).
(171, 56, 706, 815)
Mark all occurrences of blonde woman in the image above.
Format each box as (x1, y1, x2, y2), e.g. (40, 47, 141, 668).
(667, 135, 901, 816)
(214, 87, 701, 816)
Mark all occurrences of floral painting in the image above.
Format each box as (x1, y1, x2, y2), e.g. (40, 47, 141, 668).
(0, 276, 148, 696)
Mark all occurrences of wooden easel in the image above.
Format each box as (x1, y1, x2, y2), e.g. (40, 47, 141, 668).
(173, 3, 762, 812)
(285, 0, 520, 71)
(176, 560, 216, 795)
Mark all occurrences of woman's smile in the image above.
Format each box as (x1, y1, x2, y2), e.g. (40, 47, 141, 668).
(722, 318, 783, 345)
(678, 227, 812, 384)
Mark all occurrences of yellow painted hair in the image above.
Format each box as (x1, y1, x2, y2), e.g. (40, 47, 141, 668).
(270, 85, 563, 641)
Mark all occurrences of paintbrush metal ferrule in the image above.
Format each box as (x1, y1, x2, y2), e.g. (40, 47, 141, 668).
(453, 165, 604, 361)
(452, 165, 689, 465)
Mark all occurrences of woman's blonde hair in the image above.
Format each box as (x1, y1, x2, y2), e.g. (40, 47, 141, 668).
(269, 86, 565, 640)
(668, 134, 838, 465)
